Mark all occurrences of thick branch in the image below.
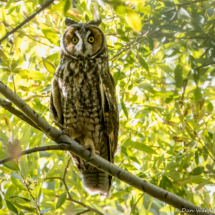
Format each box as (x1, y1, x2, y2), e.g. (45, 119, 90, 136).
(0, 0, 54, 43)
(0, 81, 214, 215)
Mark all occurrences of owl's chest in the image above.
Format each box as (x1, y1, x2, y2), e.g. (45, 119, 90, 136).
(58, 61, 102, 132)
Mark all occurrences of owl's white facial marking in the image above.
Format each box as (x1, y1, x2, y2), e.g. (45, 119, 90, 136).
(73, 30, 93, 57)
(63, 25, 104, 59)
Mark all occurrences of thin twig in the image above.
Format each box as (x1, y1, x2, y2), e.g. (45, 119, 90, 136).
(0, 144, 73, 164)
(63, 157, 71, 181)
(46, 177, 104, 215)
(110, 29, 161, 61)
(128, 193, 144, 215)
(1, 20, 54, 48)
(0, 98, 41, 131)
(20, 174, 40, 214)
(17, 30, 54, 48)
(0, 0, 54, 43)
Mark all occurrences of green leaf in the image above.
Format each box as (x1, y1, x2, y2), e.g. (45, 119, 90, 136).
(120, 36, 129, 42)
(19, 155, 29, 178)
(137, 55, 149, 72)
(177, 176, 205, 184)
(5, 184, 16, 199)
(5, 200, 18, 215)
(0, 22, 6, 39)
(157, 154, 164, 168)
(121, 99, 128, 118)
(10, 196, 31, 203)
(18, 70, 46, 81)
(12, 202, 35, 213)
(194, 87, 202, 104)
(42, 58, 56, 74)
(174, 65, 183, 88)
(190, 166, 204, 175)
(138, 83, 154, 93)
(195, 179, 210, 190)
(213, 132, 215, 157)
(42, 188, 55, 196)
(40, 23, 60, 46)
(51, 0, 70, 16)
(161, 24, 183, 32)
(125, 12, 142, 33)
(56, 192, 67, 209)
(207, 101, 213, 113)
(0, 194, 2, 209)
(0, 49, 9, 63)
(128, 140, 157, 154)
(11, 176, 26, 190)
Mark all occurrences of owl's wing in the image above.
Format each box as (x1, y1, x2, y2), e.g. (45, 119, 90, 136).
(99, 65, 119, 163)
(50, 76, 63, 125)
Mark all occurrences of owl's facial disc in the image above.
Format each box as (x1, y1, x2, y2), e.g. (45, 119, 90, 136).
(63, 26, 103, 58)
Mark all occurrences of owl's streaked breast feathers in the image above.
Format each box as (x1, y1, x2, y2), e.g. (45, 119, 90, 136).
(50, 17, 119, 197)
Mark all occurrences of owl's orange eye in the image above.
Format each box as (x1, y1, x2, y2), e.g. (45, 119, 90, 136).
(72, 37, 78, 44)
(88, 36, 94, 43)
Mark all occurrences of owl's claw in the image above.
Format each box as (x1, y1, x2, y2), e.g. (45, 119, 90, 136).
(53, 121, 64, 130)
(84, 137, 95, 160)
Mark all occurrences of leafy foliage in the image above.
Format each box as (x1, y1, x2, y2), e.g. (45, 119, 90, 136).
(0, 0, 215, 214)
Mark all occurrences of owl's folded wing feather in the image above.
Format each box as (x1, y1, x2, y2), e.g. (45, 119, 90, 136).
(50, 76, 63, 125)
(100, 66, 119, 163)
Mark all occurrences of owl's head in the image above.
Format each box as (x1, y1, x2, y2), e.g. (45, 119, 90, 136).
(61, 18, 106, 59)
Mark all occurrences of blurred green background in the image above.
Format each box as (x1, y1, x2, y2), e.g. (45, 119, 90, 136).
(0, 0, 215, 214)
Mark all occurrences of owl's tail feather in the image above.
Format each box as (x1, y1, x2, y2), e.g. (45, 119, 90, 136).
(82, 171, 111, 198)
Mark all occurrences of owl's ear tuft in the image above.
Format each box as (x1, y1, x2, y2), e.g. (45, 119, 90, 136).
(88, 17, 102, 26)
(65, 18, 78, 26)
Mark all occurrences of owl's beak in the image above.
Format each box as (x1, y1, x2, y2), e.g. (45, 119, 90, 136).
(82, 42, 86, 53)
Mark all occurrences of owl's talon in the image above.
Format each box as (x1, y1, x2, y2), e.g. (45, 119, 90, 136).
(53, 121, 64, 130)
(84, 137, 95, 159)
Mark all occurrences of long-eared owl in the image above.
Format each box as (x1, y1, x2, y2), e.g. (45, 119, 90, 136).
(50, 17, 119, 197)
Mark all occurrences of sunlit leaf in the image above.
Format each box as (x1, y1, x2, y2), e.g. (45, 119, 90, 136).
(5, 200, 18, 214)
(137, 55, 149, 72)
(42, 58, 56, 74)
(40, 23, 60, 46)
(127, 139, 157, 154)
(19, 155, 29, 178)
(0, 22, 6, 39)
(56, 192, 67, 209)
(125, 12, 142, 33)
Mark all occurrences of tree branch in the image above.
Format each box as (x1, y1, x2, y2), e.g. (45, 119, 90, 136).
(63, 157, 71, 181)
(0, 0, 54, 43)
(0, 98, 41, 131)
(129, 193, 144, 215)
(0, 81, 214, 215)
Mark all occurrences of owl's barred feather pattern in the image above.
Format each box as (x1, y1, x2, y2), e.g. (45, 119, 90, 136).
(50, 19, 119, 197)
